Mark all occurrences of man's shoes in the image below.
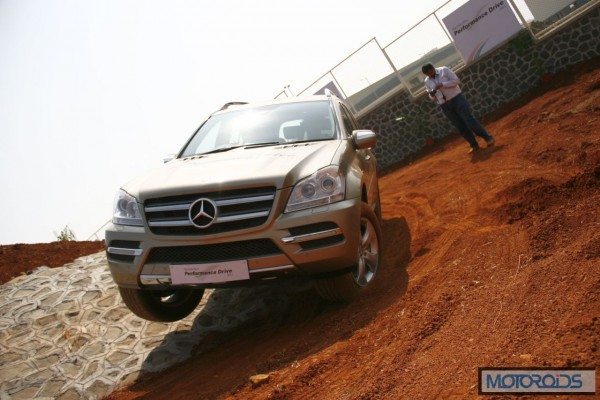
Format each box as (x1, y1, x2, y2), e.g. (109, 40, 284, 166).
(468, 146, 480, 154)
(486, 137, 495, 147)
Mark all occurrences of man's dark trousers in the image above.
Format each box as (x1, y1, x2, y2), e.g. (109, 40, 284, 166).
(440, 93, 492, 148)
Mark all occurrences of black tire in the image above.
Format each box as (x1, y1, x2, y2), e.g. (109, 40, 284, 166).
(314, 202, 382, 302)
(374, 183, 383, 223)
(118, 286, 205, 322)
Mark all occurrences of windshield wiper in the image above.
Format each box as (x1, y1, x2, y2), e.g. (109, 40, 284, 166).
(196, 139, 321, 156)
(197, 145, 245, 155)
(286, 139, 333, 144)
(244, 141, 284, 149)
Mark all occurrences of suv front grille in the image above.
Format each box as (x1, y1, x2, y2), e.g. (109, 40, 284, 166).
(109, 240, 140, 249)
(144, 187, 276, 236)
(146, 239, 281, 264)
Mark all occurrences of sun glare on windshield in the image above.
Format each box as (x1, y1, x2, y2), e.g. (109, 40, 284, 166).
(181, 101, 337, 157)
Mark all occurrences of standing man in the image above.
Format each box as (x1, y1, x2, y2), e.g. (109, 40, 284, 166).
(422, 63, 494, 153)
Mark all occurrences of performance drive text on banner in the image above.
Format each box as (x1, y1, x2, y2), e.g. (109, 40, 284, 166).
(443, 0, 522, 63)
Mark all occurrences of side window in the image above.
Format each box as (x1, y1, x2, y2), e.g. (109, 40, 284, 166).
(339, 105, 355, 135)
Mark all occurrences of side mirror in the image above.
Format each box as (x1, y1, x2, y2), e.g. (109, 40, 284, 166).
(351, 130, 377, 150)
(163, 154, 175, 163)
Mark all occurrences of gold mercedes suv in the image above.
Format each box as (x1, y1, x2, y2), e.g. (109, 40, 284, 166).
(105, 91, 382, 322)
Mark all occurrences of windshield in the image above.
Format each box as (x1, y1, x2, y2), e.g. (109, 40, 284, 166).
(180, 101, 337, 157)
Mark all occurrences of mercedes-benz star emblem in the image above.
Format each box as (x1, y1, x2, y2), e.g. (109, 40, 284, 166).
(189, 198, 218, 229)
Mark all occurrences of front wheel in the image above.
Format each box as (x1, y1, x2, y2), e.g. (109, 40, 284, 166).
(314, 202, 382, 302)
(118, 286, 205, 322)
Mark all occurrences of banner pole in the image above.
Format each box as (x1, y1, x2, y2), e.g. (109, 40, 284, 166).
(433, 12, 467, 67)
(375, 39, 413, 97)
(506, 0, 536, 40)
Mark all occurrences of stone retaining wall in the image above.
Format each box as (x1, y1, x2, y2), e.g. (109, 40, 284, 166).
(359, 7, 600, 168)
(0, 253, 308, 399)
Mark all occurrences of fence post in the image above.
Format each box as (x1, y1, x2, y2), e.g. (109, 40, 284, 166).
(329, 71, 358, 113)
(506, 0, 536, 40)
(86, 219, 111, 241)
(433, 12, 467, 66)
(273, 89, 288, 100)
(375, 38, 412, 97)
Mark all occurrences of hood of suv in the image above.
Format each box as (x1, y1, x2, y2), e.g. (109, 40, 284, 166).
(124, 140, 342, 201)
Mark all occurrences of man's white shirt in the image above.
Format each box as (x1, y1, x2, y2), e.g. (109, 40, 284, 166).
(424, 66, 462, 105)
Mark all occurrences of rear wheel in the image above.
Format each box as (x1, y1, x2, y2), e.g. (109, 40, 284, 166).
(118, 286, 204, 322)
(314, 202, 382, 302)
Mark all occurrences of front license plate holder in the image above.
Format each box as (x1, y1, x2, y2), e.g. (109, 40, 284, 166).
(169, 260, 250, 284)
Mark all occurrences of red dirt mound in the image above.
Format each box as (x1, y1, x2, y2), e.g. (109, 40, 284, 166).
(494, 164, 600, 223)
(0, 241, 105, 284)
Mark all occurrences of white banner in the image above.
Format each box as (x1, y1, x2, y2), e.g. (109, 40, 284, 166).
(443, 0, 522, 63)
(524, 0, 574, 22)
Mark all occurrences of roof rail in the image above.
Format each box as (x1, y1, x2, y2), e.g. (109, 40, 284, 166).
(220, 101, 248, 111)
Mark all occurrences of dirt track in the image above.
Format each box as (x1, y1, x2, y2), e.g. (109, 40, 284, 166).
(110, 61, 600, 399)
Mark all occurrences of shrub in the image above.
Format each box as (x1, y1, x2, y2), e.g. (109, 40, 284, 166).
(55, 225, 76, 242)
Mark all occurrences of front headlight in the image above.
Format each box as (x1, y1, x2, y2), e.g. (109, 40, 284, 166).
(113, 189, 143, 226)
(285, 165, 345, 212)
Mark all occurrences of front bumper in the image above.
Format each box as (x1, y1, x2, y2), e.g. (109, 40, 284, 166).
(105, 195, 361, 289)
